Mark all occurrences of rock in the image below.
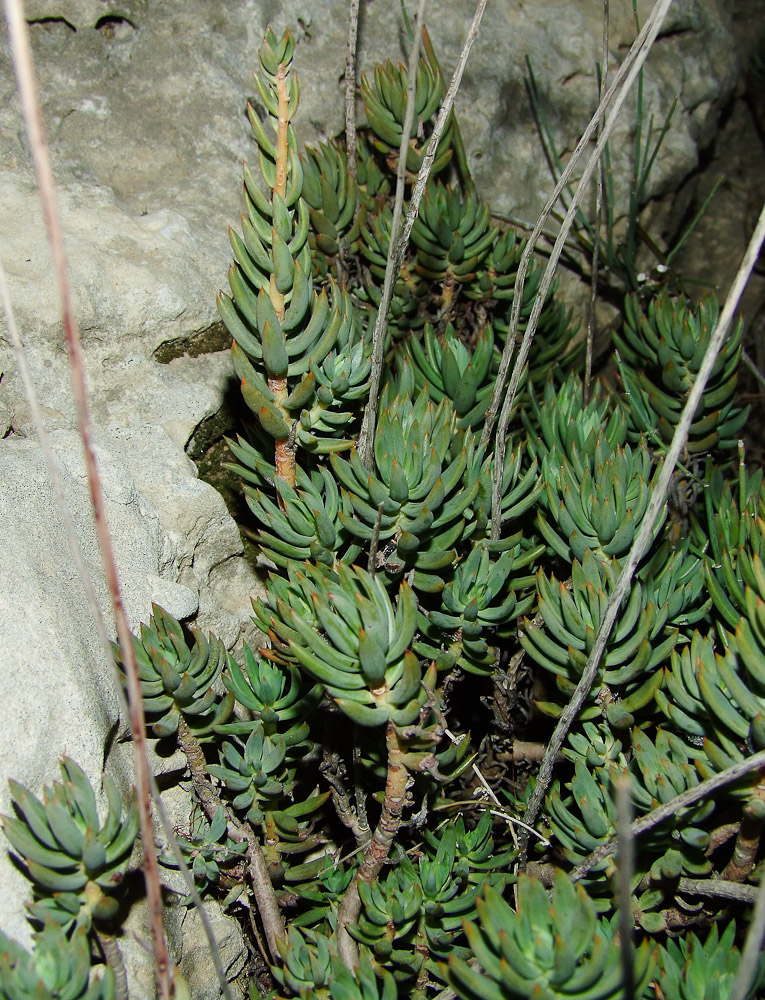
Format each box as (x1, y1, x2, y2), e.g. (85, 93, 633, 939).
(0, 433, 158, 945)
(0, 0, 747, 995)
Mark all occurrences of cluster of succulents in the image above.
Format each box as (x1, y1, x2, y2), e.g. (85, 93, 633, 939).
(4, 15, 765, 1000)
(0, 759, 135, 997)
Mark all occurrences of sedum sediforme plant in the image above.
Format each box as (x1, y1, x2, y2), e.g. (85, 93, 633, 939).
(4, 11, 765, 1000)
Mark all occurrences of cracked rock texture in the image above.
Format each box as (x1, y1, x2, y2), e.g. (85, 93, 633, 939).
(0, 0, 743, 995)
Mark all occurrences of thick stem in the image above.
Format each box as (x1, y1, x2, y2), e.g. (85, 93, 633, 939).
(95, 931, 129, 1000)
(269, 64, 295, 490)
(274, 65, 289, 201)
(336, 722, 411, 967)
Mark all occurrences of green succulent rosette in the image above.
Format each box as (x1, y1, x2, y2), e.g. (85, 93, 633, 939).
(161, 803, 248, 901)
(697, 465, 765, 629)
(0, 923, 114, 1000)
(360, 46, 453, 182)
(226, 442, 364, 569)
(218, 27, 370, 454)
(208, 724, 329, 852)
(254, 561, 431, 727)
(657, 921, 765, 1000)
(300, 139, 360, 276)
(547, 730, 713, 905)
(410, 180, 497, 286)
(330, 389, 481, 591)
(537, 437, 653, 565)
(397, 322, 498, 432)
(673, 546, 765, 752)
(114, 604, 233, 739)
(521, 551, 676, 723)
(445, 872, 655, 1000)
(415, 540, 539, 674)
(615, 290, 748, 454)
(524, 372, 629, 467)
(2, 759, 137, 932)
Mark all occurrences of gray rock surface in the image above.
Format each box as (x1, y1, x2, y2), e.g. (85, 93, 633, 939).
(0, 0, 743, 995)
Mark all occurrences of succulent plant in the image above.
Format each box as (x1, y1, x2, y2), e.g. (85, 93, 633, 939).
(330, 389, 480, 591)
(207, 725, 331, 876)
(410, 180, 497, 291)
(615, 290, 748, 454)
(520, 550, 676, 723)
(291, 951, 398, 1000)
(397, 322, 498, 431)
(114, 604, 233, 739)
(163, 804, 248, 900)
(656, 920, 765, 1000)
(218, 27, 369, 468)
(538, 435, 653, 564)
(416, 541, 538, 674)
(1, 759, 137, 932)
(255, 562, 429, 727)
(524, 372, 629, 468)
(546, 728, 713, 902)
(445, 872, 655, 1000)
(271, 925, 335, 997)
(360, 44, 453, 182)
(6, 17, 759, 1000)
(0, 923, 114, 1000)
(300, 140, 360, 276)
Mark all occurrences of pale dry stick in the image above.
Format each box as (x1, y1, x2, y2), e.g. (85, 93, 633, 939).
(344, 0, 360, 179)
(357, 0, 488, 466)
(571, 749, 765, 882)
(0, 270, 236, 1000)
(520, 202, 765, 866)
(614, 775, 635, 1000)
(489, 0, 676, 541)
(481, 0, 675, 453)
(3, 3, 174, 997)
(727, 867, 765, 1000)
(357, 0, 427, 468)
(583, 0, 610, 404)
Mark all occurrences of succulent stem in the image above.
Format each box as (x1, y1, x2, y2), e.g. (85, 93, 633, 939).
(336, 721, 412, 967)
(268, 61, 296, 491)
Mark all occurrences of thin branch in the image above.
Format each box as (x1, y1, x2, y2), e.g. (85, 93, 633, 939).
(345, 0, 360, 179)
(584, 0, 609, 403)
(358, 0, 427, 468)
(489, 0, 677, 541)
(570, 748, 765, 881)
(3, 3, 174, 996)
(520, 199, 765, 866)
(357, 0, 488, 466)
